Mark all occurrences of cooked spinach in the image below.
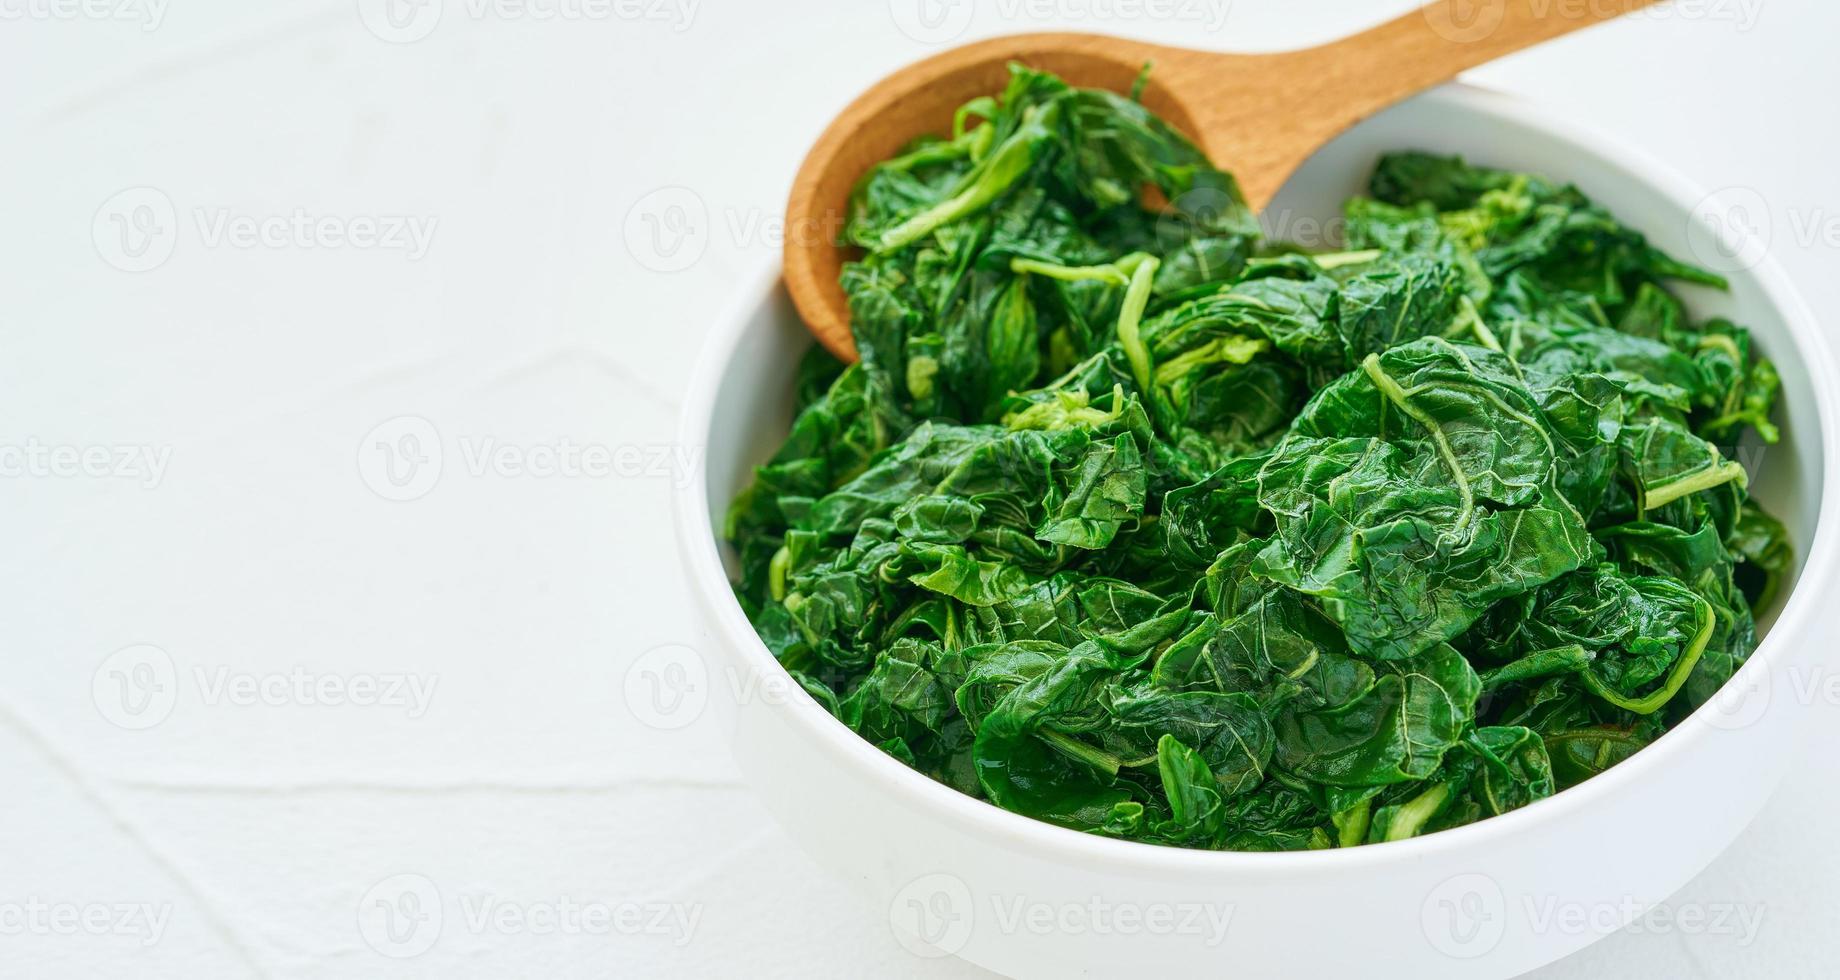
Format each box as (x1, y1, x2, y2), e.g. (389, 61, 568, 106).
(726, 65, 1791, 850)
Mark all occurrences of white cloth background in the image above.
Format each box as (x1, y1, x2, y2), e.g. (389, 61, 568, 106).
(3, 0, 1834, 976)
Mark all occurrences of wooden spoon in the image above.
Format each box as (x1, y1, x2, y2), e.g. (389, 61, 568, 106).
(783, 0, 1660, 360)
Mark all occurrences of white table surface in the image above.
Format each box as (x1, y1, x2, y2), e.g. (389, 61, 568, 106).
(4, 0, 1836, 976)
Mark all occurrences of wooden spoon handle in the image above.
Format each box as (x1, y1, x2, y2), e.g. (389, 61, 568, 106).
(1167, 0, 1665, 207)
(1326, 0, 1664, 97)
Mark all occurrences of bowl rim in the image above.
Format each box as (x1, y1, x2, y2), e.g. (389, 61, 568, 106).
(674, 82, 1840, 875)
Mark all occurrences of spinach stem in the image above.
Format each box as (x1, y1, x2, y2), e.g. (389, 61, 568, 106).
(1116, 255, 1161, 395)
(1454, 295, 1502, 351)
(876, 104, 1058, 252)
(1384, 783, 1450, 841)
(1009, 257, 1131, 286)
(768, 545, 791, 602)
(1038, 729, 1123, 776)
(1582, 596, 1714, 715)
(1309, 248, 1383, 270)
(1643, 460, 1748, 510)
(1333, 798, 1372, 848)
(1362, 353, 1475, 528)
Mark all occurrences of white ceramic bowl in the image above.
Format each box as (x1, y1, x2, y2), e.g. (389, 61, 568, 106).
(676, 84, 1839, 979)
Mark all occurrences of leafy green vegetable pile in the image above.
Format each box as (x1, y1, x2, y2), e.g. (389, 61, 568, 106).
(727, 65, 1794, 850)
